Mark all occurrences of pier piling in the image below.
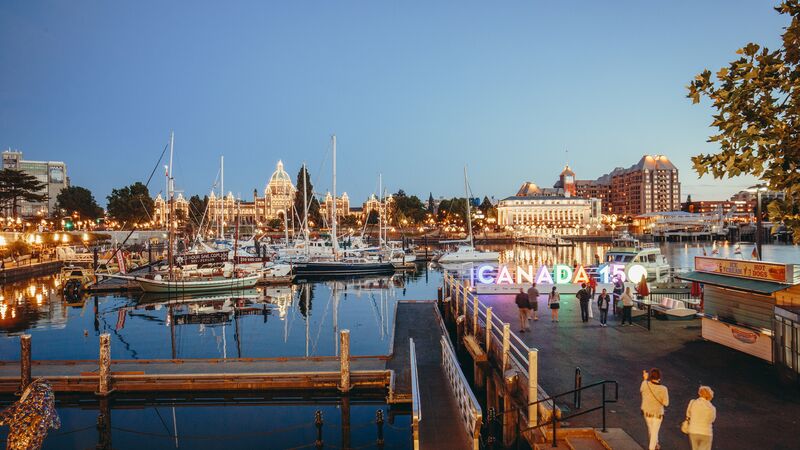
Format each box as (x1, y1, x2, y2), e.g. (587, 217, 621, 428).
(19, 334, 31, 392)
(98, 333, 111, 396)
(339, 329, 351, 392)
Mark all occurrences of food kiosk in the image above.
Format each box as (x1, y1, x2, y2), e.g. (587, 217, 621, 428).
(678, 257, 800, 371)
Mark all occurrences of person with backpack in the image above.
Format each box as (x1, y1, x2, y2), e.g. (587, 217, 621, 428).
(514, 288, 531, 332)
(640, 368, 669, 450)
(577, 283, 591, 323)
(597, 288, 611, 327)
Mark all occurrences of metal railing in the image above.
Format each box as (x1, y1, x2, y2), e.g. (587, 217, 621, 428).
(440, 335, 482, 450)
(410, 338, 421, 450)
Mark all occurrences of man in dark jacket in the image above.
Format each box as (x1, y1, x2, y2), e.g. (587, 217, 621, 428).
(515, 288, 530, 332)
(577, 283, 591, 323)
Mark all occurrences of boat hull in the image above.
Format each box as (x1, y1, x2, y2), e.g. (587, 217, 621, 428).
(292, 261, 396, 277)
(134, 274, 260, 294)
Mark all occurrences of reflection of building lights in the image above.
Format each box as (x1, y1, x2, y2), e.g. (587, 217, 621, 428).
(0, 303, 6, 320)
(28, 285, 36, 297)
(36, 293, 43, 305)
(61, 234, 69, 243)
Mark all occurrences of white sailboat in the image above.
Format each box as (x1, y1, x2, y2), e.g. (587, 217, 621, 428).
(438, 167, 500, 264)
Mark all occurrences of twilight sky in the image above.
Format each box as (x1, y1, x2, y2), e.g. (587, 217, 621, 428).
(0, 1, 788, 206)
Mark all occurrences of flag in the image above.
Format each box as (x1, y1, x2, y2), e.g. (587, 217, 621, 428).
(711, 242, 719, 255)
(116, 309, 126, 330)
(116, 250, 127, 274)
(734, 244, 741, 255)
(751, 246, 759, 260)
(702, 247, 707, 256)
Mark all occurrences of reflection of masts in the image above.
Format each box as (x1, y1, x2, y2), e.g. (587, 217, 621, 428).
(172, 406, 179, 448)
(169, 305, 176, 359)
(305, 285, 310, 357)
(333, 283, 339, 356)
(234, 303, 242, 358)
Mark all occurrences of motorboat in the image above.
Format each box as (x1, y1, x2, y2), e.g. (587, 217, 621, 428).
(438, 244, 500, 263)
(602, 232, 670, 281)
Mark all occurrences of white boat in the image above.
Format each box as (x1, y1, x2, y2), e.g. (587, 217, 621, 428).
(602, 232, 670, 281)
(132, 272, 261, 293)
(438, 167, 500, 264)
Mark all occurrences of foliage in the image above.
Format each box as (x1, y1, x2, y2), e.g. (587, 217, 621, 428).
(427, 193, 435, 214)
(366, 209, 379, 225)
(687, 1, 800, 241)
(479, 196, 496, 219)
(0, 169, 47, 218)
(388, 189, 427, 225)
(293, 166, 322, 228)
(266, 218, 283, 230)
(186, 195, 209, 234)
(340, 214, 360, 229)
(55, 186, 103, 219)
(0, 239, 31, 258)
(436, 197, 468, 223)
(106, 182, 154, 224)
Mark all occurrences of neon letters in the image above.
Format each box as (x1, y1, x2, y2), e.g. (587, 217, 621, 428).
(473, 263, 647, 285)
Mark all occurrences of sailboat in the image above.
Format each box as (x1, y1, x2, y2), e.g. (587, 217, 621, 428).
(438, 167, 500, 264)
(130, 133, 260, 294)
(292, 135, 395, 278)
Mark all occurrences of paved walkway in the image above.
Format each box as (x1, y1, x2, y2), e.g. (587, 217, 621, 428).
(387, 301, 472, 450)
(480, 292, 800, 450)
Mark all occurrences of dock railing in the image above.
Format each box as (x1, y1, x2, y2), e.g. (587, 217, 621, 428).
(440, 334, 482, 450)
(409, 338, 421, 450)
(442, 272, 541, 428)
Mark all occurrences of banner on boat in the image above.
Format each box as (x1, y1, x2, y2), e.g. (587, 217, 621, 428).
(234, 255, 271, 264)
(179, 251, 228, 265)
(470, 263, 647, 285)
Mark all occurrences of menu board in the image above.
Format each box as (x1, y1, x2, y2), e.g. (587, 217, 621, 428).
(695, 256, 792, 284)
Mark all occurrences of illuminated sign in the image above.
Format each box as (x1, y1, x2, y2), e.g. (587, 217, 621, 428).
(695, 256, 793, 284)
(473, 263, 647, 285)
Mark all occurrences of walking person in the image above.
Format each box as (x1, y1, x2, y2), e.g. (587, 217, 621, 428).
(640, 368, 669, 450)
(515, 288, 531, 333)
(597, 288, 611, 327)
(621, 286, 635, 326)
(577, 283, 591, 323)
(548, 286, 560, 322)
(587, 275, 597, 319)
(684, 386, 716, 450)
(612, 276, 624, 316)
(527, 283, 539, 321)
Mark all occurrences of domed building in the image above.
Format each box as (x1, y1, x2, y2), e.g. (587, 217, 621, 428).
(263, 160, 296, 219)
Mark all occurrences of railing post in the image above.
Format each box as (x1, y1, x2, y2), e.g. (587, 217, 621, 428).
(455, 282, 460, 317)
(315, 410, 324, 449)
(98, 333, 111, 396)
(485, 307, 493, 353)
(551, 410, 558, 447)
(574, 367, 582, 409)
(602, 383, 607, 432)
(501, 324, 510, 371)
(339, 330, 351, 392)
(473, 296, 479, 336)
(19, 334, 31, 392)
(528, 349, 538, 427)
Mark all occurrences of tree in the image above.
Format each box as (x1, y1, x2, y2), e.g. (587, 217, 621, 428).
(340, 214, 359, 229)
(188, 195, 208, 227)
(687, 1, 800, 241)
(366, 209, 379, 225)
(106, 182, 154, 224)
(55, 186, 103, 219)
(479, 196, 497, 219)
(427, 193, 435, 214)
(389, 189, 427, 225)
(436, 197, 468, 223)
(0, 168, 47, 218)
(293, 166, 322, 228)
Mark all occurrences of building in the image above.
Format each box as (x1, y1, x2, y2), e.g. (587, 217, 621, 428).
(319, 191, 351, 223)
(2, 149, 69, 216)
(682, 200, 752, 215)
(570, 155, 680, 217)
(153, 193, 189, 226)
(730, 189, 785, 209)
(497, 182, 602, 234)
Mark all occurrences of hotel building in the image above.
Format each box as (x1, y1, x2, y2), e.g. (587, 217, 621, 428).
(1, 149, 69, 217)
(497, 180, 602, 234)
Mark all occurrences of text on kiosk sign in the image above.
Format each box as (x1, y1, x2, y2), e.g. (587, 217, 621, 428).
(473, 263, 647, 285)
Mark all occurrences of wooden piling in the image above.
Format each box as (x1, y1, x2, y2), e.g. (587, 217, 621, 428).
(528, 349, 538, 427)
(473, 296, 479, 336)
(98, 333, 111, 396)
(339, 329, 351, 392)
(19, 334, 31, 391)
(485, 307, 493, 355)
(502, 393, 518, 448)
(501, 324, 510, 372)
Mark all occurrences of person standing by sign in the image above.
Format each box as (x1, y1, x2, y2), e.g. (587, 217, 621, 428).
(515, 288, 531, 333)
(620, 286, 634, 326)
(527, 283, 540, 321)
(548, 286, 560, 322)
(640, 368, 669, 450)
(612, 277, 624, 316)
(577, 283, 591, 323)
(684, 386, 716, 450)
(597, 288, 611, 327)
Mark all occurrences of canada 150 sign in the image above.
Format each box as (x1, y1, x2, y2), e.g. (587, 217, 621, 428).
(472, 263, 647, 285)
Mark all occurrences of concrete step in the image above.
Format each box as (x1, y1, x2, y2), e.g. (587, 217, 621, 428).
(565, 435, 608, 450)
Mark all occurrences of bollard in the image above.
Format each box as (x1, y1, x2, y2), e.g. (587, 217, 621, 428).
(574, 367, 582, 409)
(339, 330, 351, 392)
(437, 287, 443, 302)
(473, 296, 479, 336)
(487, 407, 496, 450)
(98, 333, 111, 396)
(501, 324, 510, 372)
(528, 349, 538, 427)
(376, 410, 385, 449)
(19, 334, 31, 392)
(315, 410, 324, 449)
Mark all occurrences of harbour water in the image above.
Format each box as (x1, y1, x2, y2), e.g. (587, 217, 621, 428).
(1, 241, 798, 448)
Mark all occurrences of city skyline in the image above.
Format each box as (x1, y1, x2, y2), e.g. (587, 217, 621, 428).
(1, 1, 788, 204)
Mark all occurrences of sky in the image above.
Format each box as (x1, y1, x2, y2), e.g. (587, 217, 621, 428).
(0, 1, 790, 206)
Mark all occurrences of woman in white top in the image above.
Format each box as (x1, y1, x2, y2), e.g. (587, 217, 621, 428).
(620, 286, 635, 326)
(686, 386, 716, 450)
(548, 286, 560, 322)
(640, 368, 669, 450)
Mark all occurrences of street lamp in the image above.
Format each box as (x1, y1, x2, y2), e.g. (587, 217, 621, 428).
(747, 184, 768, 260)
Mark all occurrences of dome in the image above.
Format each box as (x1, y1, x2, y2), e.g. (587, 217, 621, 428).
(269, 160, 292, 184)
(516, 182, 542, 197)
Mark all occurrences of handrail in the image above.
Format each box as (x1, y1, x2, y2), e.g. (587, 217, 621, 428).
(410, 338, 421, 450)
(440, 335, 483, 449)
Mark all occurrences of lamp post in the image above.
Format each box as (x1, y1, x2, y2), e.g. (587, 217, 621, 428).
(748, 185, 768, 260)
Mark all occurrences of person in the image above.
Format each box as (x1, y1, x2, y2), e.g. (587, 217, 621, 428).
(620, 286, 634, 326)
(548, 286, 560, 322)
(588, 275, 597, 298)
(514, 288, 530, 332)
(577, 283, 591, 323)
(685, 386, 716, 450)
(640, 368, 669, 450)
(612, 276, 624, 316)
(527, 283, 540, 321)
(597, 288, 611, 327)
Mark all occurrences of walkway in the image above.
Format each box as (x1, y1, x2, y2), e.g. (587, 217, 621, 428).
(480, 292, 800, 450)
(387, 301, 473, 450)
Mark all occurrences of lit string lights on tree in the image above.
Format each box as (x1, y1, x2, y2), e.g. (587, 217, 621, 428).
(0, 379, 60, 450)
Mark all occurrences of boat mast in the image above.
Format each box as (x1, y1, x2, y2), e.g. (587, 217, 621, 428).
(219, 155, 224, 240)
(331, 135, 339, 259)
(464, 166, 474, 248)
(378, 173, 383, 248)
(168, 131, 175, 275)
(302, 162, 309, 244)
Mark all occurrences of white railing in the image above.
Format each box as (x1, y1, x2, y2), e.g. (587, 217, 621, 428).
(440, 335, 482, 450)
(410, 338, 421, 450)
